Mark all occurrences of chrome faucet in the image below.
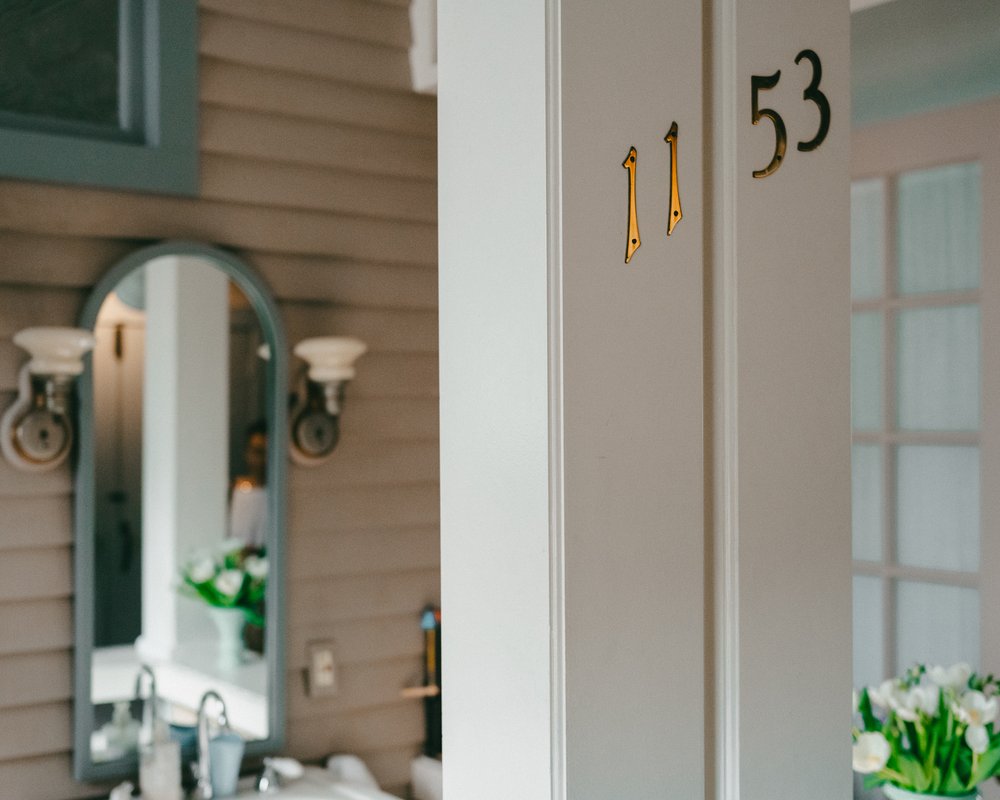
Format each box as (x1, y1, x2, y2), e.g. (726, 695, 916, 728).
(133, 664, 158, 747)
(192, 690, 230, 800)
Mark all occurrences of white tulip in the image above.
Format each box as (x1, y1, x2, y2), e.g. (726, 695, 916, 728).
(966, 724, 990, 755)
(187, 558, 216, 584)
(929, 663, 972, 690)
(914, 685, 940, 718)
(245, 556, 268, 579)
(214, 569, 244, 598)
(853, 732, 891, 774)
(216, 538, 245, 557)
(957, 691, 1000, 727)
(892, 688, 923, 722)
(869, 680, 896, 710)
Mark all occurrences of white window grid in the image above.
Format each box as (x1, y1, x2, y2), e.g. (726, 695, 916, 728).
(851, 166, 981, 681)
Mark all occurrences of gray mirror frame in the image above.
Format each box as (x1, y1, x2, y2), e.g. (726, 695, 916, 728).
(72, 240, 288, 782)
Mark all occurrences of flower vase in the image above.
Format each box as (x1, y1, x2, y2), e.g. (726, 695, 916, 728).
(882, 784, 980, 800)
(207, 606, 245, 670)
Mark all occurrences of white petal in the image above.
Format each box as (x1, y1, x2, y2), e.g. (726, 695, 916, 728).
(214, 569, 244, 597)
(853, 732, 891, 774)
(984, 696, 1000, 726)
(188, 558, 216, 584)
(966, 724, 990, 755)
(245, 556, 269, 579)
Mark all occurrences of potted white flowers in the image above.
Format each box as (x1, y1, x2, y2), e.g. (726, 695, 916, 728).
(853, 663, 1000, 799)
(179, 542, 267, 669)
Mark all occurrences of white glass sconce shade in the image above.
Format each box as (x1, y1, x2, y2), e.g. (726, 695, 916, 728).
(14, 326, 96, 376)
(289, 337, 366, 466)
(293, 337, 367, 382)
(2, 326, 96, 472)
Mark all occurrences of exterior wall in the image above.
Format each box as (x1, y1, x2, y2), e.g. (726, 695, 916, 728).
(0, 2, 438, 797)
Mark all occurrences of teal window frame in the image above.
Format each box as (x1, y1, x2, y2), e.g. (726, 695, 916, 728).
(0, 0, 198, 196)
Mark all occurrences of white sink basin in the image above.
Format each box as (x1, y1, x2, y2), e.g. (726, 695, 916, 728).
(233, 766, 402, 799)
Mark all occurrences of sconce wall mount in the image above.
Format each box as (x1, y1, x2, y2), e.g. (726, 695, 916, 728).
(290, 336, 367, 466)
(1, 327, 96, 471)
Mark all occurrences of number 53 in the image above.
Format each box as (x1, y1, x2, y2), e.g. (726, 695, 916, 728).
(751, 48, 830, 179)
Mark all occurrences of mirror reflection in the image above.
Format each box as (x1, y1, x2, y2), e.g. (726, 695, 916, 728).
(85, 253, 274, 766)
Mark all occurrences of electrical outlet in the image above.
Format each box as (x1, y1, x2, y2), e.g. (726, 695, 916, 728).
(305, 640, 338, 697)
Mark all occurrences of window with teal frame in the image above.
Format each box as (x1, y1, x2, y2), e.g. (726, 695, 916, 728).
(0, 0, 198, 195)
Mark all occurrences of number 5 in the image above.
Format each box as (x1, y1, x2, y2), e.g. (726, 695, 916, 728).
(751, 70, 787, 179)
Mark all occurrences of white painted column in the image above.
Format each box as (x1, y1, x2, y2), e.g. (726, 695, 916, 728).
(713, 1, 851, 798)
(440, 1, 705, 798)
(140, 257, 230, 659)
(441, 0, 850, 796)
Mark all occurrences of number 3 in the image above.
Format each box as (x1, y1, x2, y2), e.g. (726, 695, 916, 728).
(751, 70, 786, 179)
(795, 48, 830, 152)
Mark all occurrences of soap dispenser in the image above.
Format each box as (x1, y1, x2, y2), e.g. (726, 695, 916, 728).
(135, 665, 182, 800)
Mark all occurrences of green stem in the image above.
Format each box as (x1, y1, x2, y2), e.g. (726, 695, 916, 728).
(966, 752, 979, 791)
(879, 767, 910, 786)
(943, 727, 963, 786)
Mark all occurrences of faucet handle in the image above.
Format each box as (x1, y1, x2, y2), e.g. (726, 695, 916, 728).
(255, 762, 279, 794)
(256, 757, 304, 793)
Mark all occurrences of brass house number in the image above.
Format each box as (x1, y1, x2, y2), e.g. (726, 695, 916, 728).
(620, 121, 684, 264)
(751, 48, 830, 178)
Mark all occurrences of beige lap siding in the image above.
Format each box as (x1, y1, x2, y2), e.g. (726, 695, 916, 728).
(0, 1, 438, 797)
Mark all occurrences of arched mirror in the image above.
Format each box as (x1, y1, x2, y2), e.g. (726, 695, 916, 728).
(72, 241, 287, 782)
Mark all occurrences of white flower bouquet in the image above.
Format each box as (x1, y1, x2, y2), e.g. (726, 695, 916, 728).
(853, 663, 1000, 796)
(179, 540, 268, 627)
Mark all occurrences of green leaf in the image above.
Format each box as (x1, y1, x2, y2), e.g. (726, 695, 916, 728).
(859, 689, 880, 731)
(895, 753, 932, 792)
(863, 774, 886, 790)
(970, 742, 1000, 786)
(940, 769, 966, 795)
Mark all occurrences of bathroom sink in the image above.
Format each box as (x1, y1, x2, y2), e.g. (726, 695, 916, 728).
(233, 766, 402, 799)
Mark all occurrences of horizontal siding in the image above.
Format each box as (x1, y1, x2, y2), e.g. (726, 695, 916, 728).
(289, 482, 439, 534)
(289, 527, 439, 580)
(2, 754, 112, 800)
(0, 231, 139, 289)
(0, 286, 86, 333)
(200, 0, 413, 51)
(201, 154, 437, 223)
(0, 496, 73, 548)
(201, 59, 435, 138)
(0, 1, 439, 795)
(0, 599, 73, 656)
(200, 10, 412, 92)
(0, 180, 437, 265)
(291, 439, 439, 489)
(249, 252, 437, 310)
(281, 304, 438, 354)
(0, 547, 72, 601)
(0, 447, 73, 498)
(286, 702, 425, 758)
(201, 106, 437, 181)
(287, 613, 424, 671)
(0, 651, 72, 709)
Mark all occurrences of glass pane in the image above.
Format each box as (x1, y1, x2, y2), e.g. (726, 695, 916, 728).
(852, 445, 882, 562)
(897, 445, 979, 572)
(897, 163, 981, 295)
(853, 575, 884, 689)
(0, 0, 120, 128)
(896, 581, 979, 674)
(897, 305, 980, 431)
(852, 312, 883, 431)
(852, 179, 886, 300)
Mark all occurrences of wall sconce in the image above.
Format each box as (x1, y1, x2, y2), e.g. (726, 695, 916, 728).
(289, 337, 367, 466)
(1, 326, 96, 471)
